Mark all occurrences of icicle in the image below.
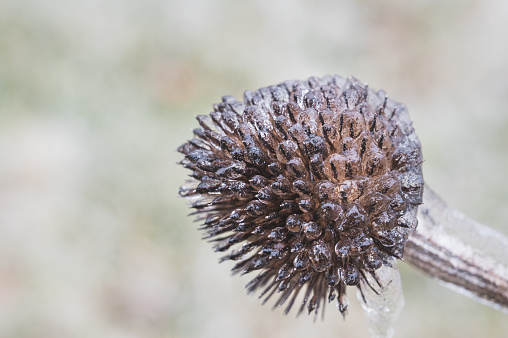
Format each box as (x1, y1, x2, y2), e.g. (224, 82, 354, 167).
(357, 259, 404, 338)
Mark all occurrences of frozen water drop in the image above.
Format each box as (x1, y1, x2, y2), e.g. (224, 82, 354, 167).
(286, 214, 303, 232)
(293, 252, 310, 270)
(304, 222, 322, 240)
(309, 240, 332, 272)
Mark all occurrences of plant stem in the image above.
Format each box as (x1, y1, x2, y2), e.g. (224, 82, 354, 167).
(405, 187, 508, 312)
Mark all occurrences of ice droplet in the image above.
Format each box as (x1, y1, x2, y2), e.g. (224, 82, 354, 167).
(309, 240, 332, 272)
(357, 258, 404, 338)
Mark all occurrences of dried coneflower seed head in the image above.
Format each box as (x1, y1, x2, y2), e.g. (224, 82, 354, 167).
(178, 75, 424, 317)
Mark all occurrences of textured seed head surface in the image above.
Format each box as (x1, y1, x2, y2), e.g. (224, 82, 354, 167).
(178, 75, 423, 317)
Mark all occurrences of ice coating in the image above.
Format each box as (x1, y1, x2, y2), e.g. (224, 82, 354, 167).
(178, 75, 423, 316)
(406, 187, 508, 313)
(358, 258, 404, 338)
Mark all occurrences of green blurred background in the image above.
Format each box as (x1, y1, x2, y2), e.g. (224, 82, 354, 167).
(1, 0, 507, 337)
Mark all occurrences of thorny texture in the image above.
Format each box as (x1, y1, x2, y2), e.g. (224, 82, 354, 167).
(178, 75, 424, 317)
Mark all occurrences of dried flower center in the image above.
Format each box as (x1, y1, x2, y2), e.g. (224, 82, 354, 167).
(179, 75, 423, 317)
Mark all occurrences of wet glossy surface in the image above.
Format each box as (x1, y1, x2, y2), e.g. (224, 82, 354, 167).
(179, 75, 423, 316)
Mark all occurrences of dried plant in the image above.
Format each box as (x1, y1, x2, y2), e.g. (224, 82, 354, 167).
(178, 75, 424, 317)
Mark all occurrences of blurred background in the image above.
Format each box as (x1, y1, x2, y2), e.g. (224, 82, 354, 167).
(1, 0, 508, 337)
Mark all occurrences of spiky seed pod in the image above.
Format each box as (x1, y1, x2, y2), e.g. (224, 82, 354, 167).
(178, 75, 424, 317)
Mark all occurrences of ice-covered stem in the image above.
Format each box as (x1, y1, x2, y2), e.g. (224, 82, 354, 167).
(358, 259, 404, 338)
(405, 186, 508, 312)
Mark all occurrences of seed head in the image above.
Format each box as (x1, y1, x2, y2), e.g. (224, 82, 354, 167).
(178, 75, 423, 317)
